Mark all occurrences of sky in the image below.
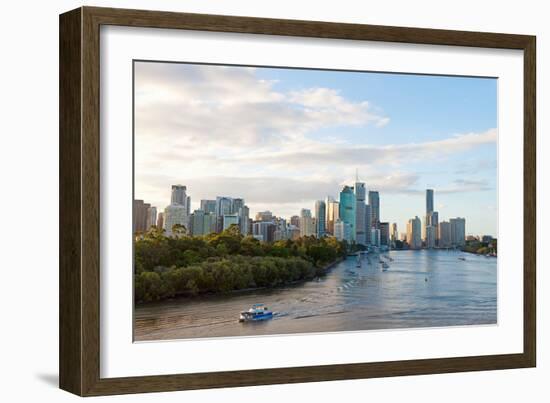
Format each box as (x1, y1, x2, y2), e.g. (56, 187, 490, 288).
(134, 61, 497, 237)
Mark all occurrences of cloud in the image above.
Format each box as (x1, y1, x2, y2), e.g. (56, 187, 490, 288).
(134, 62, 389, 154)
(133, 61, 497, 220)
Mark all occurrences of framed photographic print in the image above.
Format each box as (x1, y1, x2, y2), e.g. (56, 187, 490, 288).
(59, 6, 536, 396)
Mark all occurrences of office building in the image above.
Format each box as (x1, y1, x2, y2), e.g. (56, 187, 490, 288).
(164, 204, 189, 236)
(290, 215, 300, 228)
(391, 223, 398, 242)
(255, 211, 274, 222)
(315, 200, 326, 238)
(238, 205, 250, 235)
(407, 216, 422, 249)
(438, 221, 452, 248)
(223, 214, 240, 231)
(299, 208, 316, 237)
(133, 199, 150, 233)
(156, 212, 164, 230)
(368, 191, 380, 229)
(325, 196, 340, 235)
(146, 206, 157, 230)
(334, 219, 352, 242)
(450, 217, 466, 246)
(339, 186, 356, 242)
(355, 181, 367, 245)
(252, 221, 276, 242)
(200, 199, 216, 215)
(380, 222, 390, 246)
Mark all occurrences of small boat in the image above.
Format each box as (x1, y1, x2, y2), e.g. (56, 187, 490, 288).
(458, 257, 466, 261)
(239, 304, 273, 322)
(381, 262, 390, 269)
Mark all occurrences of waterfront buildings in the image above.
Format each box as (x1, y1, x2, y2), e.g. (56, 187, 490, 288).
(439, 221, 452, 247)
(354, 181, 367, 245)
(450, 217, 466, 246)
(364, 204, 372, 244)
(315, 200, 326, 238)
(380, 222, 390, 247)
(407, 216, 422, 249)
(391, 223, 398, 242)
(368, 191, 380, 229)
(424, 189, 439, 248)
(370, 228, 381, 247)
(339, 186, 356, 242)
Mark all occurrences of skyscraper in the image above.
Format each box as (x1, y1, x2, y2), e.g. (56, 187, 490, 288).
(364, 204, 372, 244)
(290, 215, 300, 228)
(164, 204, 188, 236)
(299, 208, 316, 237)
(215, 196, 233, 217)
(339, 186, 356, 242)
(355, 181, 367, 245)
(146, 206, 157, 230)
(334, 219, 351, 242)
(315, 200, 326, 238)
(325, 196, 340, 235)
(368, 191, 380, 229)
(391, 223, 398, 242)
(438, 221, 452, 248)
(255, 211, 274, 222)
(156, 212, 164, 230)
(424, 189, 439, 247)
(223, 214, 240, 231)
(450, 217, 466, 246)
(379, 222, 390, 247)
(200, 199, 216, 214)
(407, 216, 422, 249)
(238, 205, 250, 235)
(133, 199, 149, 233)
(426, 189, 434, 214)
(171, 185, 187, 205)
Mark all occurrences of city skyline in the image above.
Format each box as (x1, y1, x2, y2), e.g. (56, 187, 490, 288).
(135, 62, 497, 236)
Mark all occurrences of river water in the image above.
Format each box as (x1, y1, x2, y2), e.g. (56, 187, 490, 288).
(134, 250, 497, 341)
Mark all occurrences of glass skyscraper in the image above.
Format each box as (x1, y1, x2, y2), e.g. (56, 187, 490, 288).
(339, 186, 356, 242)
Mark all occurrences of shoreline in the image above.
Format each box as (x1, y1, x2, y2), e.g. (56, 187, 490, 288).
(136, 256, 345, 306)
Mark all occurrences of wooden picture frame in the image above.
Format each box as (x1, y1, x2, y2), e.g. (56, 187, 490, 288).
(59, 6, 536, 396)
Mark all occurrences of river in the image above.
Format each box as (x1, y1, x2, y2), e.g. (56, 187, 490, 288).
(134, 249, 497, 341)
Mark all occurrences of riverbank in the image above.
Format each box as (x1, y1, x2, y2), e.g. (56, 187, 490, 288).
(135, 256, 345, 305)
